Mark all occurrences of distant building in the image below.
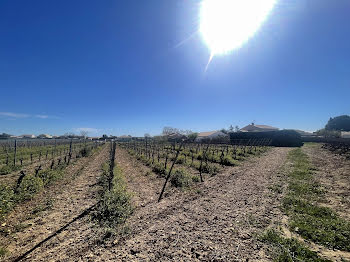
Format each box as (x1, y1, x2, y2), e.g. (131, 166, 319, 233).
(118, 135, 132, 141)
(88, 136, 100, 140)
(37, 134, 53, 139)
(195, 131, 228, 142)
(22, 134, 36, 139)
(341, 131, 350, 138)
(240, 123, 279, 132)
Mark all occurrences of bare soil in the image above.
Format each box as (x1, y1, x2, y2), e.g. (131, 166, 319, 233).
(17, 146, 291, 261)
(303, 144, 350, 221)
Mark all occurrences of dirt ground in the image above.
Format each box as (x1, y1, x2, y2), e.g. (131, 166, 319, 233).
(303, 144, 350, 221)
(1, 145, 109, 262)
(14, 146, 290, 262)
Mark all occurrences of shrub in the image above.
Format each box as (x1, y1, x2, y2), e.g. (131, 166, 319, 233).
(37, 169, 64, 186)
(80, 147, 92, 157)
(170, 169, 192, 188)
(152, 162, 166, 176)
(16, 175, 44, 201)
(92, 166, 133, 228)
(222, 156, 237, 166)
(175, 155, 186, 164)
(201, 164, 219, 175)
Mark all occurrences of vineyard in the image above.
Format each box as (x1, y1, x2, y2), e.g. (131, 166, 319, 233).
(0, 138, 350, 261)
(120, 138, 271, 200)
(0, 139, 104, 222)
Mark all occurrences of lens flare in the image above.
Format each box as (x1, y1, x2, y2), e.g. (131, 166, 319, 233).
(200, 0, 277, 55)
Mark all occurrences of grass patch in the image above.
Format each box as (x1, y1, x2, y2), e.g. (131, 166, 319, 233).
(0, 165, 21, 175)
(16, 175, 44, 201)
(92, 164, 133, 229)
(0, 184, 15, 220)
(260, 229, 330, 262)
(0, 247, 8, 258)
(283, 148, 350, 252)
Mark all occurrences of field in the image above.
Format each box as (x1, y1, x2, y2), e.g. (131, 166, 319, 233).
(0, 139, 350, 261)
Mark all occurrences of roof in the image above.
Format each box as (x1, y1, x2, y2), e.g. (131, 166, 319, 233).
(254, 125, 279, 130)
(119, 135, 131, 138)
(240, 124, 279, 132)
(197, 131, 220, 137)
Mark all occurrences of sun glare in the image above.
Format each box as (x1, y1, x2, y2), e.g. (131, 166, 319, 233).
(200, 0, 277, 55)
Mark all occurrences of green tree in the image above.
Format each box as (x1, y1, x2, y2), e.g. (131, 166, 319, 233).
(325, 115, 350, 131)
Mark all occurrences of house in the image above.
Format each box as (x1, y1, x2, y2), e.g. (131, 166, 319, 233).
(341, 131, 350, 139)
(37, 134, 53, 139)
(195, 131, 228, 142)
(22, 134, 36, 139)
(240, 123, 279, 132)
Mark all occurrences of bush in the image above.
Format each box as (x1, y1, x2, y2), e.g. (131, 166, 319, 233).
(222, 156, 237, 166)
(175, 155, 186, 164)
(0, 165, 20, 176)
(0, 184, 15, 220)
(92, 166, 133, 228)
(152, 162, 166, 176)
(80, 147, 92, 157)
(16, 175, 44, 201)
(37, 169, 64, 186)
(170, 169, 192, 188)
(201, 164, 219, 175)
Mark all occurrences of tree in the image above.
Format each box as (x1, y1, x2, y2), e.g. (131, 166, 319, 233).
(188, 132, 198, 142)
(162, 127, 180, 136)
(80, 130, 88, 138)
(220, 128, 228, 134)
(144, 133, 151, 138)
(229, 125, 234, 132)
(235, 125, 240, 132)
(325, 115, 350, 131)
(0, 133, 11, 139)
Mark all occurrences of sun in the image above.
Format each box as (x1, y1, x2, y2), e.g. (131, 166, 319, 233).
(200, 0, 277, 55)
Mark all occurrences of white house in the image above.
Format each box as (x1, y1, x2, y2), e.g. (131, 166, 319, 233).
(240, 123, 279, 132)
(195, 131, 228, 142)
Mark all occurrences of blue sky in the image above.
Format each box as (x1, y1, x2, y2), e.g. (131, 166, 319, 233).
(1, 0, 349, 136)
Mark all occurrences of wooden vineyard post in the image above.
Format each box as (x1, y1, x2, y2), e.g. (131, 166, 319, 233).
(109, 141, 117, 190)
(164, 148, 169, 169)
(158, 142, 184, 202)
(13, 139, 17, 166)
(68, 139, 73, 164)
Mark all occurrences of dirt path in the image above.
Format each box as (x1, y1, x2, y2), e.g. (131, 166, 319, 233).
(2, 145, 109, 262)
(84, 147, 289, 261)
